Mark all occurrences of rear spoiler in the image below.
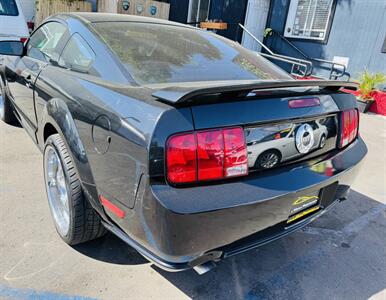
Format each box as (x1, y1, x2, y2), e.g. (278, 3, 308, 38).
(152, 80, 358, 106)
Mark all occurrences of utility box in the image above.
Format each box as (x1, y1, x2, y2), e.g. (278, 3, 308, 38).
(98, 0, 170, 20)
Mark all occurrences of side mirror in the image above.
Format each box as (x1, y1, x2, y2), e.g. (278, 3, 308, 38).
(0, 41, 24, 56)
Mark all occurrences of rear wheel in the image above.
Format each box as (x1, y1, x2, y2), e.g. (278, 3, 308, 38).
(255, 150, 281, 169)
(44, 134, 106, 245)
(319, 134, 326, 148)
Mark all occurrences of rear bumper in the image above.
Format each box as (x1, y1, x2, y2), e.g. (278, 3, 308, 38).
(107, 137, 367, 271)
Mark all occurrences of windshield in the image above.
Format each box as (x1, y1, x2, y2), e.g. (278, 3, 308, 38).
(0, 0, 18, 16)
(92, 22, 292, 84)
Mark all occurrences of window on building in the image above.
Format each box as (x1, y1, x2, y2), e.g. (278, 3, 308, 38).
(187, 0, 211, 25)
(284, 0, 335, 42)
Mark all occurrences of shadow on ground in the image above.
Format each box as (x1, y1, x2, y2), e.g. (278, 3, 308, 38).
(73, 233, 148, 265)
(72, 190, 386, 299)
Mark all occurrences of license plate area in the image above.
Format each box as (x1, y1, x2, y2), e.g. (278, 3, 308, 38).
(287, 193, 321, 224)
(287, 182, 339, 224)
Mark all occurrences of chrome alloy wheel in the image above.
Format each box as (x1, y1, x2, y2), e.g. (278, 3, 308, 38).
(260, 152, 279, 169)
(44, 145, 70, 236)
(320, 135, 326, 148)
(0, 94, 5, 120)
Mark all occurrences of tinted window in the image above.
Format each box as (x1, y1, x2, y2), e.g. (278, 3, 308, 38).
(27, 22, 67, 62)
(0, 0, 18, 16)
(309, 121, 319, 130)
(60, 33, 95, 73)
(92, 22, 292, 84)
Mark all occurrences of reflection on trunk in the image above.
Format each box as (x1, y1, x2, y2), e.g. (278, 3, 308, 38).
(245, 115, 337, 170)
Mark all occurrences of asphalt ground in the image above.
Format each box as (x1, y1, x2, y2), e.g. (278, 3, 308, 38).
(0, 113, 385, 300)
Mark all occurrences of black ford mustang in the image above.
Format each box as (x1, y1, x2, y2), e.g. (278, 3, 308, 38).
(0, 13, 367, 274)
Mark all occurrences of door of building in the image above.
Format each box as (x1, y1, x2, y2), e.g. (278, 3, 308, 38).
(242, 0, 270, 52)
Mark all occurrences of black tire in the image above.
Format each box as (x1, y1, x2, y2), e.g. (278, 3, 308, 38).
(44, 134, 106, 245)
(255, 150, 281, 169)
(0, 85, 19, 125)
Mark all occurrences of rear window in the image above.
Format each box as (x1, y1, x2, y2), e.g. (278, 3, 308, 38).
(0, 0, 19, 16)
(92, 22, 292, 84)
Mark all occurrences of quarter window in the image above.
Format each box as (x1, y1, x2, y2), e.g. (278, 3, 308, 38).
(60, 34, 95, 73)
(284, 0, 335, 42)
(27, 22, 67, 62)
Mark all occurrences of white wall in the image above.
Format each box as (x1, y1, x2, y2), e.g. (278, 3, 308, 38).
(241, 0, 270, 52)
(19, 0, 35, 22)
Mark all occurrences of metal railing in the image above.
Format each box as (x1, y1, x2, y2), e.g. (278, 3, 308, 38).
(239, 24, 314, 78)
(267, 29, 350, 80)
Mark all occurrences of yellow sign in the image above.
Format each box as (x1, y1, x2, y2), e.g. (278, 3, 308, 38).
(287, 206, 320, 224)
(292, 195, 319, 205)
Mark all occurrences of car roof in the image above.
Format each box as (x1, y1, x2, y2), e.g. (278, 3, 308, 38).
(53, 12, 192, 28)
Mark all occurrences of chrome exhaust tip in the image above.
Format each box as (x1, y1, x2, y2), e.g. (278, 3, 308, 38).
(193, 261, 216, 275)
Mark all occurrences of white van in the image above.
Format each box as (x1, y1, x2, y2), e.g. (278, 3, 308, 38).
(0, 0, 29, 42)
(19, 0, 35, 32)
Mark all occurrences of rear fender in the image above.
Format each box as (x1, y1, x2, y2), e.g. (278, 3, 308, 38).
(38, 98, 105, 217)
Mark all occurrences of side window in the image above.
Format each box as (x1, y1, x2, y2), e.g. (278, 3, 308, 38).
(309, 121, 319, 130)
(27, 22, 67, 62)
(59, 33, 95, 74)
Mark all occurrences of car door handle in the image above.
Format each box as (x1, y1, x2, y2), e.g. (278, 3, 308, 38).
(25, 75, 33, 88)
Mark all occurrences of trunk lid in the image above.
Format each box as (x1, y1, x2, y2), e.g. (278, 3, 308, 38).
(190, 93, 341, 171)
(152, 80, 358, 174)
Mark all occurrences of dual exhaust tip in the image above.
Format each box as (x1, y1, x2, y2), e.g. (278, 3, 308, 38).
(193, 261, 217, 275)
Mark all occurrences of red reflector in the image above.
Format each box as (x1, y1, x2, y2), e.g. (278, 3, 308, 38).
(166, 127, 248, 184)
(100, 195, 125, 219)
(197, 130, 224, 180)
(166, 133, 197, 183)
(223, 128, 248, 178)
(288, 98, 320, 108)
(339, 109, 359, 148)
(20, 37, 28, 43)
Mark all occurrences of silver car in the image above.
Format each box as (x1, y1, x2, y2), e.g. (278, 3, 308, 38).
(247, 120, 328, 169)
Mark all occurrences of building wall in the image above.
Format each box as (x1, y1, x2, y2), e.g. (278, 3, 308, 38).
(209, 0, 249, 41)
(265, 0, 386, 79)
(19, 0, 98, 23)
(169, 0, 189, 24)
(87, 0, 98, 11)
(169, 0, 248, 41)
(19, 0, 35, 22)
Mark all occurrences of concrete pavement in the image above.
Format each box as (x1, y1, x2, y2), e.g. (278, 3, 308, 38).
(0, 113, 385, 299)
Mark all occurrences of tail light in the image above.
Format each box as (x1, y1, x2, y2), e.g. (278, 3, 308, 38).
(339, 109, 359, 148)
(20, 37, 28, 43)
(27, 21, 34, 30)
(166, 127, 248, 184)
